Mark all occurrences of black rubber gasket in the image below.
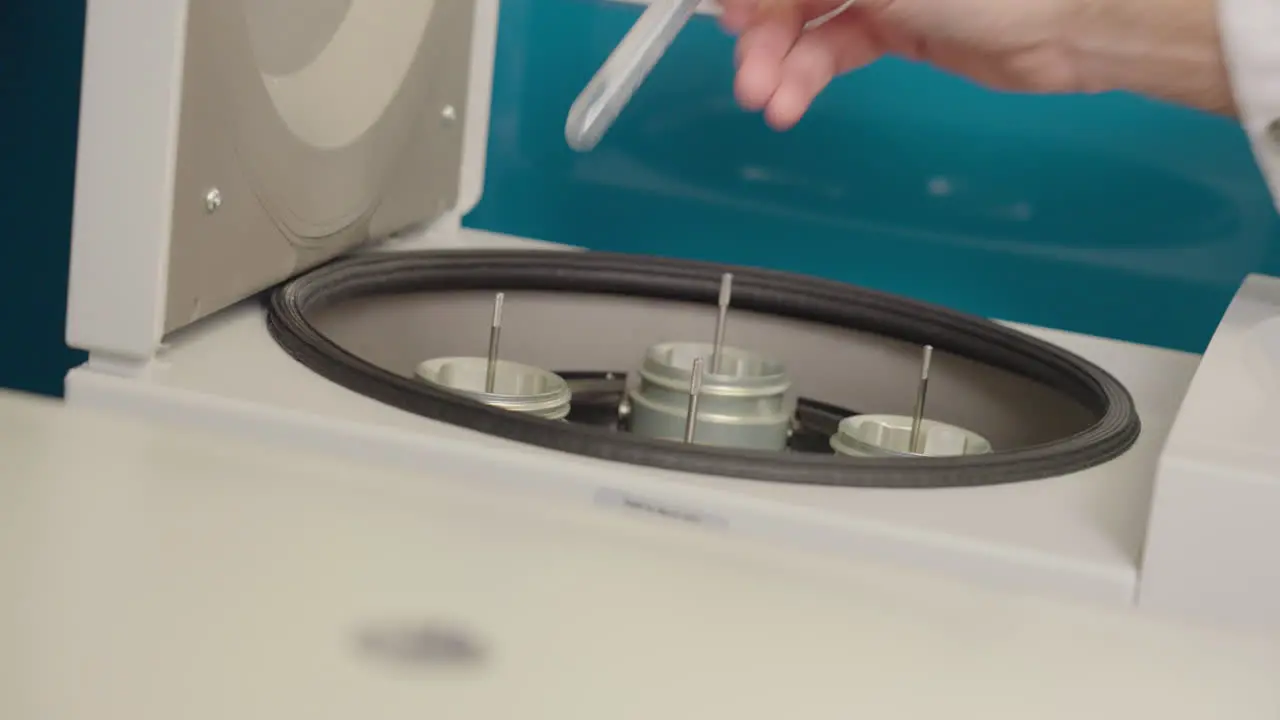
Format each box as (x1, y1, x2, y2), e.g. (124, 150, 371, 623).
(266, 250, 1140, 488)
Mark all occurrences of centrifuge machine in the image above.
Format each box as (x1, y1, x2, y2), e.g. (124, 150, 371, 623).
(62, 0, 1280, 631)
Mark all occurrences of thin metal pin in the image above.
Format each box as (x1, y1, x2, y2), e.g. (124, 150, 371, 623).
(485, 293, 505, 393)
(711, 273, 733, 375)
(909, 345, 934, 454)
(684, 357, 704, 443)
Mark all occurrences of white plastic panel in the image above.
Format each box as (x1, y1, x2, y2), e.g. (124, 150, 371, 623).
(8, 391, 1280, 720)
(66, 0, 189, 360)
(65, 229, 1205, 612)
(66, 0, 494, 360)
(1140, 273, 1280, 631)
(457, 0, 501, 218)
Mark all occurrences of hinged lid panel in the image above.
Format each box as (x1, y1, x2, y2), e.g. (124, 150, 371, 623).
(68, 0, 492, 359)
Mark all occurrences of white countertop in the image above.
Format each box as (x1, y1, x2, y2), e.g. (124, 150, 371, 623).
(3, 390, 1279, 719)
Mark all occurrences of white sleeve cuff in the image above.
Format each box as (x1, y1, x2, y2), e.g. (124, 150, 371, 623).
(1219, 0, 1280, 210)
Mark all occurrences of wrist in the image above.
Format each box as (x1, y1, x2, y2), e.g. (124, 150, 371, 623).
(1066, 0, 1236, 114)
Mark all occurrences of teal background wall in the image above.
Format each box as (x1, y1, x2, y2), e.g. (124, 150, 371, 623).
(3, 0, 1279, 396)
(0, 2, 87, 396)
(466, 0, 1280, 353)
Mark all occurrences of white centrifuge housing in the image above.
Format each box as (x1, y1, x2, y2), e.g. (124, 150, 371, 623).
(63, 0, 1280, 631)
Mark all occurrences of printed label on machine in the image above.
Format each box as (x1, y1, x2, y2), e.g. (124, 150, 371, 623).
(593, 488, 729, 529)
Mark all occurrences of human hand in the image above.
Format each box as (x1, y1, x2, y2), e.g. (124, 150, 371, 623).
(719, 0, 1234, 129)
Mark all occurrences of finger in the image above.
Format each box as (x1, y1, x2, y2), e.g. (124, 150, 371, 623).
(765, 13, 881, 129)
(733, 8, 806, 110)
(718, 0, 758, 32)
(721, 0, 850, 34)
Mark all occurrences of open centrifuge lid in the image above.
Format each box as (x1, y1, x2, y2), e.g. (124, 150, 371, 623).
(65, 0, 500, 360)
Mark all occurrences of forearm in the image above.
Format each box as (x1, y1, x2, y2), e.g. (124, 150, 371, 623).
(1068, 0, 1236, 114)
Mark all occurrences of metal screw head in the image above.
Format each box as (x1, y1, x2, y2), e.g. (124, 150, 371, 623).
(204, 188, 222, 213)
(440, 105, 458, 125)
